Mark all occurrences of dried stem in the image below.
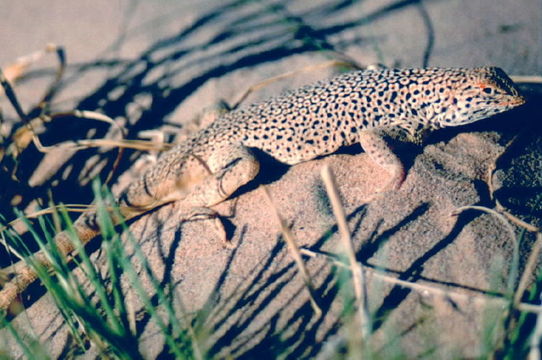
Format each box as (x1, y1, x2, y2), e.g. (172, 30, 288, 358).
(321, 164, 370, 338)
(262, 186, 322, 317)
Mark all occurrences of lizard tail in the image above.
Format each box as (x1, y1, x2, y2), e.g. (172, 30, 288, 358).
(0, 213, 102, 312)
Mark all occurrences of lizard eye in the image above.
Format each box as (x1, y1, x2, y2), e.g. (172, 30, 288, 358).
(482, 87, 493, 94)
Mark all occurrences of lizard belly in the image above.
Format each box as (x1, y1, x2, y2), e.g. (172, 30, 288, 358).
(249, 135, 351, 165)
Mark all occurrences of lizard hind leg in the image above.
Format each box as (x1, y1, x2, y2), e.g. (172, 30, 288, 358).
(173, 144, 260, 245)
(187, 144, 260, 207)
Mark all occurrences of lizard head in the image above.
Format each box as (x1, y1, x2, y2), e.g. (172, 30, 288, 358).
(435, 66, 525, 127)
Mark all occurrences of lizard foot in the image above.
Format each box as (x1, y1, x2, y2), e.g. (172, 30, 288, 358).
(181, 206, 233, 248)
(364, 169, 406, 203)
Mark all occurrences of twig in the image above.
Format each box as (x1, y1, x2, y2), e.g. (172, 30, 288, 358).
(1, 204, 95, 239)
(1, 46, 127, 185)
(0, 69, 28, 122)
(495, 201, 540, 233)
(515, 232, 542, 306)
(452, 205, 542, 307)
(27, 110, 125, 153)
(300, 248, 542, 315)
(321, 164, 370, 338)
(529, 290, 542, 360)
(510, 75, 542, 84)
(451, 205, 517, 242)
(230, 60, 360, 110)
(262, 186, 322, 317)
(452, 205, 519, 296)
(486, 135, 540, 233)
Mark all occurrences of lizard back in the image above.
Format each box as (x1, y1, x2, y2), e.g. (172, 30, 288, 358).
(195, 67, 524, 165)
(175, 67, 524, 164)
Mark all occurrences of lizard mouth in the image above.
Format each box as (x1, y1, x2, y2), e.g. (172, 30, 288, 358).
(501, 95, 526, 107)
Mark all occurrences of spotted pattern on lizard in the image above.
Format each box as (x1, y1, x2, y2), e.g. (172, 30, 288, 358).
(0, 66, 525, 311)
(122, 66, 524, 205)
(235, 67, 524, 164)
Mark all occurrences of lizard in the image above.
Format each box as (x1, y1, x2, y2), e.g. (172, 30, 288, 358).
(0, 66, 525, 311)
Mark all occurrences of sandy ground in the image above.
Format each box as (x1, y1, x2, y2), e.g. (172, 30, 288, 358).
(0, 0, 541, 358)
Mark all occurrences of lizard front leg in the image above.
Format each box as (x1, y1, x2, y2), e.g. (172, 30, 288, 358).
(358, 128, 408, 192)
